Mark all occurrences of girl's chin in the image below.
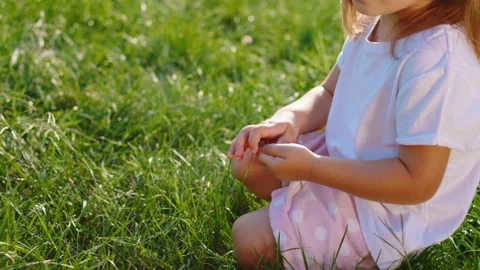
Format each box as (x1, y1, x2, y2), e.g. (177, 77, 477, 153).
(352, 1, 380, 16)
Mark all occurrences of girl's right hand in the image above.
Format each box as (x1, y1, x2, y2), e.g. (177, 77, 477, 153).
(227, 120, 299, 160)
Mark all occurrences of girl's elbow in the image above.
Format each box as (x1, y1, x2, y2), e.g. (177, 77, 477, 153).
(411, 179, 442, 204)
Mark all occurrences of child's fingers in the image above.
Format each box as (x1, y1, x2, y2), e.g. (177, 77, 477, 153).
(247, 128, 263, 154)
(227, 137, 241, 158)
(227, 126, 255, 159)
(249, 126, 282, 153)
(257, 152, 272, 167)
(234, 131, 251, 160)
(257, 152, 281, 169)
(276, 133, 294, 144)
(227, 149, 235, 159)
(227, 141, 236, 158)
(260, 144, 288, 158)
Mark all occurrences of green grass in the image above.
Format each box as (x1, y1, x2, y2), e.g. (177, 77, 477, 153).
(0, 0, 478, 269)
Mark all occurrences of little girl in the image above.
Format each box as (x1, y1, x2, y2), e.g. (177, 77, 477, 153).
(227, 0, 480, 269)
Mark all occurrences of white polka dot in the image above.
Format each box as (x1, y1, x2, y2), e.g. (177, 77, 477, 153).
(347, 219, 360, 233)
(291, 209, 304, 223)
(271, 193, 285, 207)
(297, 250, 315, 266)
(314, 226, 328, 241)
(304, 192, 316, 201)
(339, 245, 350, 256)
(273, 230, 287, 244)
(327, 202, 337, 215)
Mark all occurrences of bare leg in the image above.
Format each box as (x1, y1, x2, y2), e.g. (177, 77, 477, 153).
(232, 206, 278, 269)
(231, 148, 283, 200)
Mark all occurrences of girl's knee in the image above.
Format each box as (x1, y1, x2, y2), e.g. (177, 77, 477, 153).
(232, 208, 277, 269)
(232, 218, 255, 267)
(232, 217, 262, 268)
(232, 214, 254, 255)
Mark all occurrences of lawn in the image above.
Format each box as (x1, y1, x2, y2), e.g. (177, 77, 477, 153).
(0, 0, 478, 269)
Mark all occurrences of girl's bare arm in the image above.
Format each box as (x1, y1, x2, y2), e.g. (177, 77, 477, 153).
(311, 144, 451, 204)
(268, 65, 341, 134)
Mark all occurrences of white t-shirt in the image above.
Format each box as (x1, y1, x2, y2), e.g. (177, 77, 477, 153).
(327, 18, 480, 269)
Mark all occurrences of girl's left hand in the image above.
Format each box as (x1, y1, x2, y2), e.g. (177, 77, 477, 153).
(257, 143, 318, 181)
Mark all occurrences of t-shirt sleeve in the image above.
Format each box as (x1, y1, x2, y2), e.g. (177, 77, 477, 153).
(336, 37, 353, 70)
(395, 67, 480, 152)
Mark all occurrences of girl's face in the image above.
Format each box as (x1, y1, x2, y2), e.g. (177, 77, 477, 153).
(352, 0, 433, 17)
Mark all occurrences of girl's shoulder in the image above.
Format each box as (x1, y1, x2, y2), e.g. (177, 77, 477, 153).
(406, 24, 471, 55)
(339, 21, 479, 80)
(399, 24, 480, 80)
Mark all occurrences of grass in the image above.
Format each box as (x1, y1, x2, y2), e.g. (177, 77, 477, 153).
(0, 0, 478, 269)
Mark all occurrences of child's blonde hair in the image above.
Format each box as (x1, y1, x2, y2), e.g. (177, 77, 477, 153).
(342, 0, 480, 60)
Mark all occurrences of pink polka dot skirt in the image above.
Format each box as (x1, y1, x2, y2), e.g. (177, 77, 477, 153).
(269, 132, 376, 269)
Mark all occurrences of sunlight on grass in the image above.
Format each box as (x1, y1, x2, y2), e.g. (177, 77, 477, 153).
(0, 0, 478, 269)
